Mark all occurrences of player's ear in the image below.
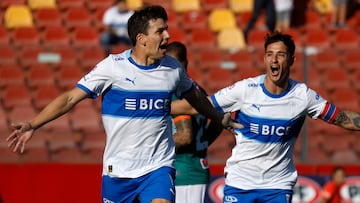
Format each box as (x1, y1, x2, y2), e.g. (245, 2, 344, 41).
(137, 33, 146, 47)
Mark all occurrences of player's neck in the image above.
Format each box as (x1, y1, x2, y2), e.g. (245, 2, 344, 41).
(264, 76, 289, 95)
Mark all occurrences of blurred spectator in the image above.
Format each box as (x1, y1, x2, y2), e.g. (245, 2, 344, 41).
(244, 0, 276, 41)
(274, 0, 294, 31)
(331, 0, 348, 28)
(320, 166, 346, 203)
(100, 0, 134, 55)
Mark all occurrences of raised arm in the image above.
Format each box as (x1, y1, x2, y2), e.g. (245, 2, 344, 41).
(333, 110, 360, 130)
(6, 87, 89, 153)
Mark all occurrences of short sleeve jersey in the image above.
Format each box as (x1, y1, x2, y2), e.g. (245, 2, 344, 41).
(77, 49, 193, 178)
(210, 74, 338, 190)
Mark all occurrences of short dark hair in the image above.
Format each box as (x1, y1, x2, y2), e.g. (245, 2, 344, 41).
(127, 5, 168, 46)
(264, 31, 295, 65)
(167, 41, 188, 70)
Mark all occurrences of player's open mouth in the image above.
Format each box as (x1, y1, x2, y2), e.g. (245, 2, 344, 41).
(159, 44, 167, 50)
(271, 65, 279, 75)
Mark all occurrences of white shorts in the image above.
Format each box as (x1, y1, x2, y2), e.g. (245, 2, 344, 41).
(175, 184, 207, 203)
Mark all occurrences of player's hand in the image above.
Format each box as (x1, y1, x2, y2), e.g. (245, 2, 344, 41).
(6, 122, 34, 153)
(221, 112, 243, 135)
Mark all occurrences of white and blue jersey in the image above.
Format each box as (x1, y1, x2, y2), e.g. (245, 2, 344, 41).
(210, 74, 338, 191)
(77, 49, 194, 178)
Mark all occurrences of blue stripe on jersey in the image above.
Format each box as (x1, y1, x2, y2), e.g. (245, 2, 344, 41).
(235, 112, 305, 143)
(76, 83, 98, 98)
(210, 95, 224, 113)
(102, 88, 172, 118)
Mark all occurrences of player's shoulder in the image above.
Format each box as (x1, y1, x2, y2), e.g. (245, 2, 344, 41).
(161, 55, 183, 69)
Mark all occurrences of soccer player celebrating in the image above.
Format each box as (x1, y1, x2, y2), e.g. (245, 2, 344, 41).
(6, 5, 239, 203)
(171, 31, 360, 203)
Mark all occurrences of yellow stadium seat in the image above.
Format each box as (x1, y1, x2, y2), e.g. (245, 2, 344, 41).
(4, 5, 34, 29)
(126, 0, 143, 10)
(229, 0, 253, 13)
(217, 27, 246, 51)
(208, 8, 236, 32)
(28, 0, 57, 10)
(172, 0, 200, 13)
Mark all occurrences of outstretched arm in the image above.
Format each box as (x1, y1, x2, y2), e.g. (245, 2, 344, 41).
(6, 87, 89, 153)
(180, 87, 243, 130)
(333, 110, 360, 130)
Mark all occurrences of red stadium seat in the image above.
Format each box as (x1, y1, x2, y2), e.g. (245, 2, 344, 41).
(2, 85, 32, 110)
(78, 46, 105, 71)
(12, 27, 40, 48)
(330, 88, 359, 111)
(343, 49, 360, 72)
(0, 0, 26, 10)
(69, 103, 102, 135)
(300, 10, 322, 32)
(303, 28, 331, 51)
(71, 26, 100, 49)
(166, 8, 180, 29)
(201, 0, 228, 12)
(32, 85, 60, 110)
(333, 28, 359, 51)
(206, 68, 235, 92)
(26, 64, 56, 89)
(7, 104, 36, 124)
(63, 7, 91, 30)
(322, 68, 350, 92)
(168, 27, 187, 44)
(180, 10, 207, 31)
(18, 47, 48, 68)
(0, 46, 18, 65)
(51, 46, 78, 67)
(56, 65, 84, 91)
(86, 0, 113, 11)
(57, 0, 84, 10)
(227, 49, 255, 69)
(0, 65, 25, 88)
(189, 28, 216, 51)
(308, 49, 340, 72)
(34, 8, 62, 29)
(42, 26, 71, 49)
(0, 26, 10, 46)
(198, 49, 224, 71)
(247, 29, 269, 51)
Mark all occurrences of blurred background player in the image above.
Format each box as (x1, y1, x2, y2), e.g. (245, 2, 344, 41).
(167, 42, 223, 203)
(274, 0, 294, 31)
(320, 166, 346, 203)
(100, 0, 133, 55)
